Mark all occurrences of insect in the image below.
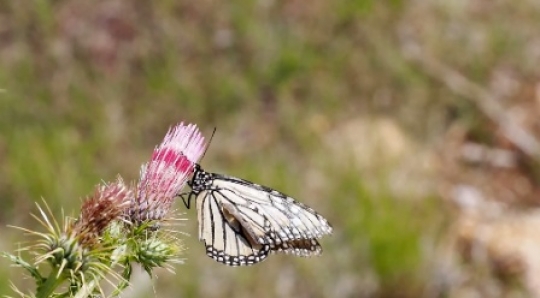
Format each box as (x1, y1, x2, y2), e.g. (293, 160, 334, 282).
(181, 163, 333, 266)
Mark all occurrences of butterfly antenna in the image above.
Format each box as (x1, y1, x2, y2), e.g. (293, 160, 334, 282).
(200, 127, 216, 162)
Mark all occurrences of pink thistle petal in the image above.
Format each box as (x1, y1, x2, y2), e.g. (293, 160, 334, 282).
(131, 122, 207, 222)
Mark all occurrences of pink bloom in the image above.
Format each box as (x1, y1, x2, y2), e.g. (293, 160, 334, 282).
(131, 123, 206, 222)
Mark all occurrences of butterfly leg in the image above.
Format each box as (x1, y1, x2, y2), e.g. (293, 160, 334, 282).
(178, 192, 194, 209)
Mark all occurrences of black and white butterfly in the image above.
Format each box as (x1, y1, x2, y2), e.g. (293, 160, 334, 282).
(181, 164, 333, 266)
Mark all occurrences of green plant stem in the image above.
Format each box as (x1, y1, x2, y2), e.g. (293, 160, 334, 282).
(36, 267, 66, 298)
(74, 279, 98, 298)
(111, 262, 132, 297)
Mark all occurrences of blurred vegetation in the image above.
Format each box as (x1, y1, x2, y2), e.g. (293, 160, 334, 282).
(2, 0, 540, 297)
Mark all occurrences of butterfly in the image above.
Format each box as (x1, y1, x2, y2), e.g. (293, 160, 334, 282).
(181, 164, 332, 266)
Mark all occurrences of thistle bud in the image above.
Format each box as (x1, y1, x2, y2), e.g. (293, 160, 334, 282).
(136, 237, 182, 274)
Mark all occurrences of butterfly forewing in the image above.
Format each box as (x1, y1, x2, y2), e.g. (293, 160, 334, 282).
(211, 176, 332, 247)
(215, 178, 331, 238)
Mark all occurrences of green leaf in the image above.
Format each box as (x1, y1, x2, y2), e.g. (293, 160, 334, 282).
(2, 251, 44, 284)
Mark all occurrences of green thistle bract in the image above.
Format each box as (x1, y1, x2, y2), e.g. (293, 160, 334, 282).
(136, 236, 182, 274)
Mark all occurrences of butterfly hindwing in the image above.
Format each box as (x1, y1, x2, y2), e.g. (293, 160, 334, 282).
(272, 239, 322, 257)
(196, 189, 270, 266)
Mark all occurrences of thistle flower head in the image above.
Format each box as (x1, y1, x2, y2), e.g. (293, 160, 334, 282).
(131, 122, 206, 223)
(72, 179, 131, 246)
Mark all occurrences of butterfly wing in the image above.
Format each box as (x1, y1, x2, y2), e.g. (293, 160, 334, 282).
(272, 239, 322, 257)
(210, 175, 332, 256)
(196, 189, 270, 266)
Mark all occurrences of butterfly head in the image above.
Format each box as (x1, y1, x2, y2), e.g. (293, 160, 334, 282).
(188, 164, 213, 193)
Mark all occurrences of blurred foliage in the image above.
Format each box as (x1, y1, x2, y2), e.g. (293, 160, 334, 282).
(2, 0, 540, 297)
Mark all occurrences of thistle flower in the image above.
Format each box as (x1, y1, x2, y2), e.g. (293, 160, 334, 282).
(72, 179, 131, 246)
(130, 122, 206, 223)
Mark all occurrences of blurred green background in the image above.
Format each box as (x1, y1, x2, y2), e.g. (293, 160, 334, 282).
(2, 0, 540, 297)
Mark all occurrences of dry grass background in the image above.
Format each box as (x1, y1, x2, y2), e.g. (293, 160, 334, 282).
(2, 0, 540, 297)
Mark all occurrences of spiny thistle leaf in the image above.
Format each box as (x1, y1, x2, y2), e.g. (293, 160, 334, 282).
(1, 252, 44, 284)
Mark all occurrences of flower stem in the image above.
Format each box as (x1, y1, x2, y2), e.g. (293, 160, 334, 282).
(36, 267, 66, 298)
(74, 279, 99, 298)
